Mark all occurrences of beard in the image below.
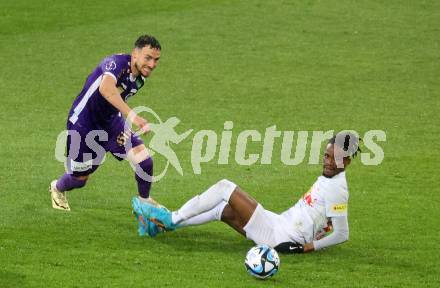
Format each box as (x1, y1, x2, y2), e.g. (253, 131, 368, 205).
(135, 61, 149, 77)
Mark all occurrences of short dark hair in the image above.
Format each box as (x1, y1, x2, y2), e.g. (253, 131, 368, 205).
(134, 35, 161, 50)
(329, 131, 361, 158)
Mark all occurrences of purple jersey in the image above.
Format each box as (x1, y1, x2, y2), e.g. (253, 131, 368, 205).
(68, 54, 145, 127)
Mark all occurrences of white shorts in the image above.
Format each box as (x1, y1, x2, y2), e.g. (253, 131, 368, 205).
(243, 204, 302, 248)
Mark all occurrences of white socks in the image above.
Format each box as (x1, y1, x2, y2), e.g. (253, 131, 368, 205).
(177, 202, 228, 227)
(171, 179, 236, 225)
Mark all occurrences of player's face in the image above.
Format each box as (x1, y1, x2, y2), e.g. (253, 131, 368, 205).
(132, 46, 161, 77)
(322, 144, 350, 178)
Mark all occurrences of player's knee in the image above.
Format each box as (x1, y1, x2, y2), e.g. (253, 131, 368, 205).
(214, 179, 238, 202)
(216, 179, 237, 191)
(128, 145, 150, 164)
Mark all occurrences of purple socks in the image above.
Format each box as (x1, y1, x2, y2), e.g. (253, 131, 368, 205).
(134, 157, 153, 198)
(56, 173, 87, 192)
(55, 158, 153, 197)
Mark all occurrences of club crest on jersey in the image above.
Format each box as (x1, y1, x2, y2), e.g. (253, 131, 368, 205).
(105, 61, 117, 71)
(116, 131, 130, 146)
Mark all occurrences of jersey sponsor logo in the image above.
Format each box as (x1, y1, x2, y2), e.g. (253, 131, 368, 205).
(302, 187, 315, 206)
(304, 193, 313, 205)
(331, 203, 347, 212)
(105, 60, 117, 71)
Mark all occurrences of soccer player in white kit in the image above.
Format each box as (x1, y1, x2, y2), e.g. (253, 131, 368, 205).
(133, 132, 360, 253)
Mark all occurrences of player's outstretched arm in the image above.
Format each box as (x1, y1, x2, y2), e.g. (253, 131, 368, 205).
(99, 75, 149, 133)
(275, 216, 349, 254)
(312, 216, 349, 251)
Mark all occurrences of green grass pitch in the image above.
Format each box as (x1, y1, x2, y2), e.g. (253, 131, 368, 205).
(1, 0, 439, 287)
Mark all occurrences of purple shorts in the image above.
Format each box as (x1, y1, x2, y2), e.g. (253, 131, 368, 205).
(65, 115, 143, 176)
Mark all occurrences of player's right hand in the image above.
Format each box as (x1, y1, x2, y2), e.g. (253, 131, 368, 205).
(131, 114, 150, 135)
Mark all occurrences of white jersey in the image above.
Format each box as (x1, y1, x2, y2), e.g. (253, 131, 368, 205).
(280, 171, 349, 244)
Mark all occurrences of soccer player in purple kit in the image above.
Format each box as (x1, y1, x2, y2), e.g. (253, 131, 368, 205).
(50, 35, 162, 211)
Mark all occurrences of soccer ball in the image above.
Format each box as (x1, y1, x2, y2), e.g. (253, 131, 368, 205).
(244, 245, 280, 279)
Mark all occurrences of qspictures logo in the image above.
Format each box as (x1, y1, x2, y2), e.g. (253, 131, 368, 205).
(54, 106, 386, 182)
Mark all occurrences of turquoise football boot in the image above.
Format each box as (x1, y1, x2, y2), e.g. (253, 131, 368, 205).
(132, 197, 176, 231)
(132, 197, 159, 237)
(148, 205, 177, 231)
(132, 197, 168, 236)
